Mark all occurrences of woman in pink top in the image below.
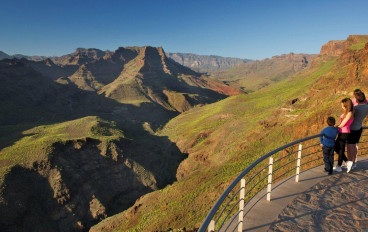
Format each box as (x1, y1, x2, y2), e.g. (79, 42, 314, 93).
(334, 98, 354, 172)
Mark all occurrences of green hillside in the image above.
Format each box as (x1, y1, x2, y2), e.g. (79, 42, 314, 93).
(91, 36, 368, 231)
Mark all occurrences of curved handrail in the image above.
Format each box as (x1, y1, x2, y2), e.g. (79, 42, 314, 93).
(199, 127, 368, 232)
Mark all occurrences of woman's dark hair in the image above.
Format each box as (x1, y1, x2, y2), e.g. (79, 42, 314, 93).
(341, 98, 354, 118)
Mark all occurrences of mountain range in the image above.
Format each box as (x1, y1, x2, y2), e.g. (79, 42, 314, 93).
(0, 49, 252, 72)
(2, 35, 367, 232)
(1, 48, 318, 95)
(166, 52, 252, 72)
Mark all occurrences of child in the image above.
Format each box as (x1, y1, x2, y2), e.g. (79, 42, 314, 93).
(320, 116, 339, 174)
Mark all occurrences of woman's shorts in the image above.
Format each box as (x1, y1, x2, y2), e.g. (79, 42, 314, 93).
(347, 128, 363, 144)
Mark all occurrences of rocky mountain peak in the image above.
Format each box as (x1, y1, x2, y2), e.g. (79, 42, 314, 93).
(138, 46, 170, 74)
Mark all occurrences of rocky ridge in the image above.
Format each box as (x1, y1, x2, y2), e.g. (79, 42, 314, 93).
(166, 52, 252, 72)
(210, 52, 318, 92)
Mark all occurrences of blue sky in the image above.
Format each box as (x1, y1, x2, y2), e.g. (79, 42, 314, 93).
(1, 0, 367, 60)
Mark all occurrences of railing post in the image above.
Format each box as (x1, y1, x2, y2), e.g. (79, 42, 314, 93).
(238, 179, 245, 232)
(208, 220, 215, 232)
(295, 144, 302, 182)
(267, 157, 273, 201)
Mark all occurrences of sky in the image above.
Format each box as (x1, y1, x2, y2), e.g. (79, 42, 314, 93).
(1, 0, 368, 60)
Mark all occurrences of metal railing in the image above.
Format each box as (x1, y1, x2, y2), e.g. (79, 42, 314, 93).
(199, 127, 368, 232)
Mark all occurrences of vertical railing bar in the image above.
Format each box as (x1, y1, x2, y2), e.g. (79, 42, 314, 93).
(238, 179, 245, 232)
(267, 157, 273, 201)
(295, 144, 302, 182)
(208, 220, 215, 232)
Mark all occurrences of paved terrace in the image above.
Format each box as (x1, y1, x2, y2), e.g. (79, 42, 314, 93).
(223, 157, 368, 232)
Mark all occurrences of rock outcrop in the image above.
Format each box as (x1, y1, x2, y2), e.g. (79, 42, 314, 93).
(320, 35, 368, 56)
(320, 40, 346, 56)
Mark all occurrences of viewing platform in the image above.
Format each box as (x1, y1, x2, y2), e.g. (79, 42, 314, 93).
(225, 157, 368, 231)
(199, 130, 368, 232)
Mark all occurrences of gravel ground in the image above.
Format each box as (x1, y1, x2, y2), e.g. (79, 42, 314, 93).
(268, 161, 368, 232)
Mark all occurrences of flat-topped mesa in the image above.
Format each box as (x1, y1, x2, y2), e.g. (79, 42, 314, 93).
(320, 35, 368, 56)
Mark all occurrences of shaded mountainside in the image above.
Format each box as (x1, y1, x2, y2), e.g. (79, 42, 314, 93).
(166, 52, 252, 72)
(209, 53, 318, 92)
(91, 35, 368, 231)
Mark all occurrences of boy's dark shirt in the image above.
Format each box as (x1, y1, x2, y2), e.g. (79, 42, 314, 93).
(320, 126, 338, 147)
